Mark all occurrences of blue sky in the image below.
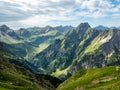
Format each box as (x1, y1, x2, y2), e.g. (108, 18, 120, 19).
(0, 0, 120, 29)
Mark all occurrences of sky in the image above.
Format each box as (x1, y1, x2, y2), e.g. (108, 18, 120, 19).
(0, 0, 120, 29)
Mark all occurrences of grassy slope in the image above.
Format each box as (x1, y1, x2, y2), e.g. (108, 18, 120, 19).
(0, 56, 62, 90)
(84, 31, 112, 54)
(57, 66, 120, 90)
(25, 30, 63, 60)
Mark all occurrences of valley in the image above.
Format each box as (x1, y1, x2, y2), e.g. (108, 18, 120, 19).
(0, 23, 120, 90)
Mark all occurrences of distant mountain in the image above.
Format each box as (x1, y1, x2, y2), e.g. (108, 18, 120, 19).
(55, 25, 74, 34)
(0, 25, 20, 40)
(31, 23, 120, 80)
(0, 25, 10, 33)
(94, 25, 110, 30)
(0, 31, 18, 44)
(0, 25, 64, 61)
(110, 26, 120, 30)
(95, 25, 120, 30)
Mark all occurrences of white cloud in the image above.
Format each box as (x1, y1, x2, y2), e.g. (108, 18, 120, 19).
(0, 0, 120, 28)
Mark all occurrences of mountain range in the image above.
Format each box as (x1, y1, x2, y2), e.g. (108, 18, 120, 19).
(0, 23, 120, 90)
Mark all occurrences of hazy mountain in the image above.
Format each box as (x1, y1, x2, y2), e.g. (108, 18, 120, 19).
(55, 25, 74, 34)
(94, 25, 110, 30)
(0, 25, 64, 61)
(0, 25, 20, 40)
(110, 26, 120, 30)
(95, 25, 120, 30)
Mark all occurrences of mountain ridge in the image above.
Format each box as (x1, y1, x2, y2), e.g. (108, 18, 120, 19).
(0, 23, 120, 80)
(31, 23, 120, 80)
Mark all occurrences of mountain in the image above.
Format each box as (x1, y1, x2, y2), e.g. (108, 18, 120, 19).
(31, 23, 98, 78)
(55, 25, 74, 34)
(0, 25, 10, 33)
(110, 26, 120, 30)
(57, 66, 120, 90)
(0, 25, 20, 40)
(0, 31, 18, 44)
(0, 23, 120, 82)
(71, 29, 120, 73)
(95, 25, 120, 30)
(0, 55, 62, 90)
(0, 25, 64, 61)
(31, 23, 120, 80)
(94, 25, 110, 30)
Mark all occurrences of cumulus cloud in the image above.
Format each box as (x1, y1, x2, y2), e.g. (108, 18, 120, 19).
(0, 0, 120, 28)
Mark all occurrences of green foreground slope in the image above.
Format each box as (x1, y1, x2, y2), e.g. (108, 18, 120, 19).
(57, 66, 120, 90)
(0, 56, 62, 90)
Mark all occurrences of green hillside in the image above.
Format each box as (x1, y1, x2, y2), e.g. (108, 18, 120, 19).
(0, 56, 62, 90)
(57, 66, 120, 90)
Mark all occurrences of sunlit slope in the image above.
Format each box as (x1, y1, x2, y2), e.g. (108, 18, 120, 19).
(57, 66, 120, 90)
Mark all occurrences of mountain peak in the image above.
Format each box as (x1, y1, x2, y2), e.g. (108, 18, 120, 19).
(45, 25, 54, 31)
(76, 22, 91, 34)
(0, 25, 10, 32)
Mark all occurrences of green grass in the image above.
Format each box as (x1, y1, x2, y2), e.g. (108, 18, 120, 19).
(30, 30, 58, 39)
(84, 32, 112, 53)
(34, 42, 50, 54)
(51, 67, 69, 77)
(57, 66, 120, 90)
(0, 56, 59, 90)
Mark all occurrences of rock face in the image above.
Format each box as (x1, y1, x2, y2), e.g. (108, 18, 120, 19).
(31, 23, 120, 79)
(70, 30, 120, 74)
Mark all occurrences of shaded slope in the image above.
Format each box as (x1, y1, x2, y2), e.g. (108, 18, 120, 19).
(0, 56, 62, 90)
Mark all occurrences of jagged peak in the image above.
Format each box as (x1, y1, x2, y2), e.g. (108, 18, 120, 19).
(77, 22, 90, 28)
(75, 22, 91, 35)
(0, 25, 10, 30)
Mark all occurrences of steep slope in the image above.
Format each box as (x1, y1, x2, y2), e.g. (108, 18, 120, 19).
(15, 26, 64, 60)
(31, 23, 99, 78)
(71, 30, 120, 73)
(0, 24, 66, 75)
(0, 25, 20, 40)
(0, 25, 64, 61)
(57, 66, 120, 90)
(31, 23, 120, 80)
(0, 56, 62, 90)
(0, 31, 18, 44)
(0, 41, 44, 73)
